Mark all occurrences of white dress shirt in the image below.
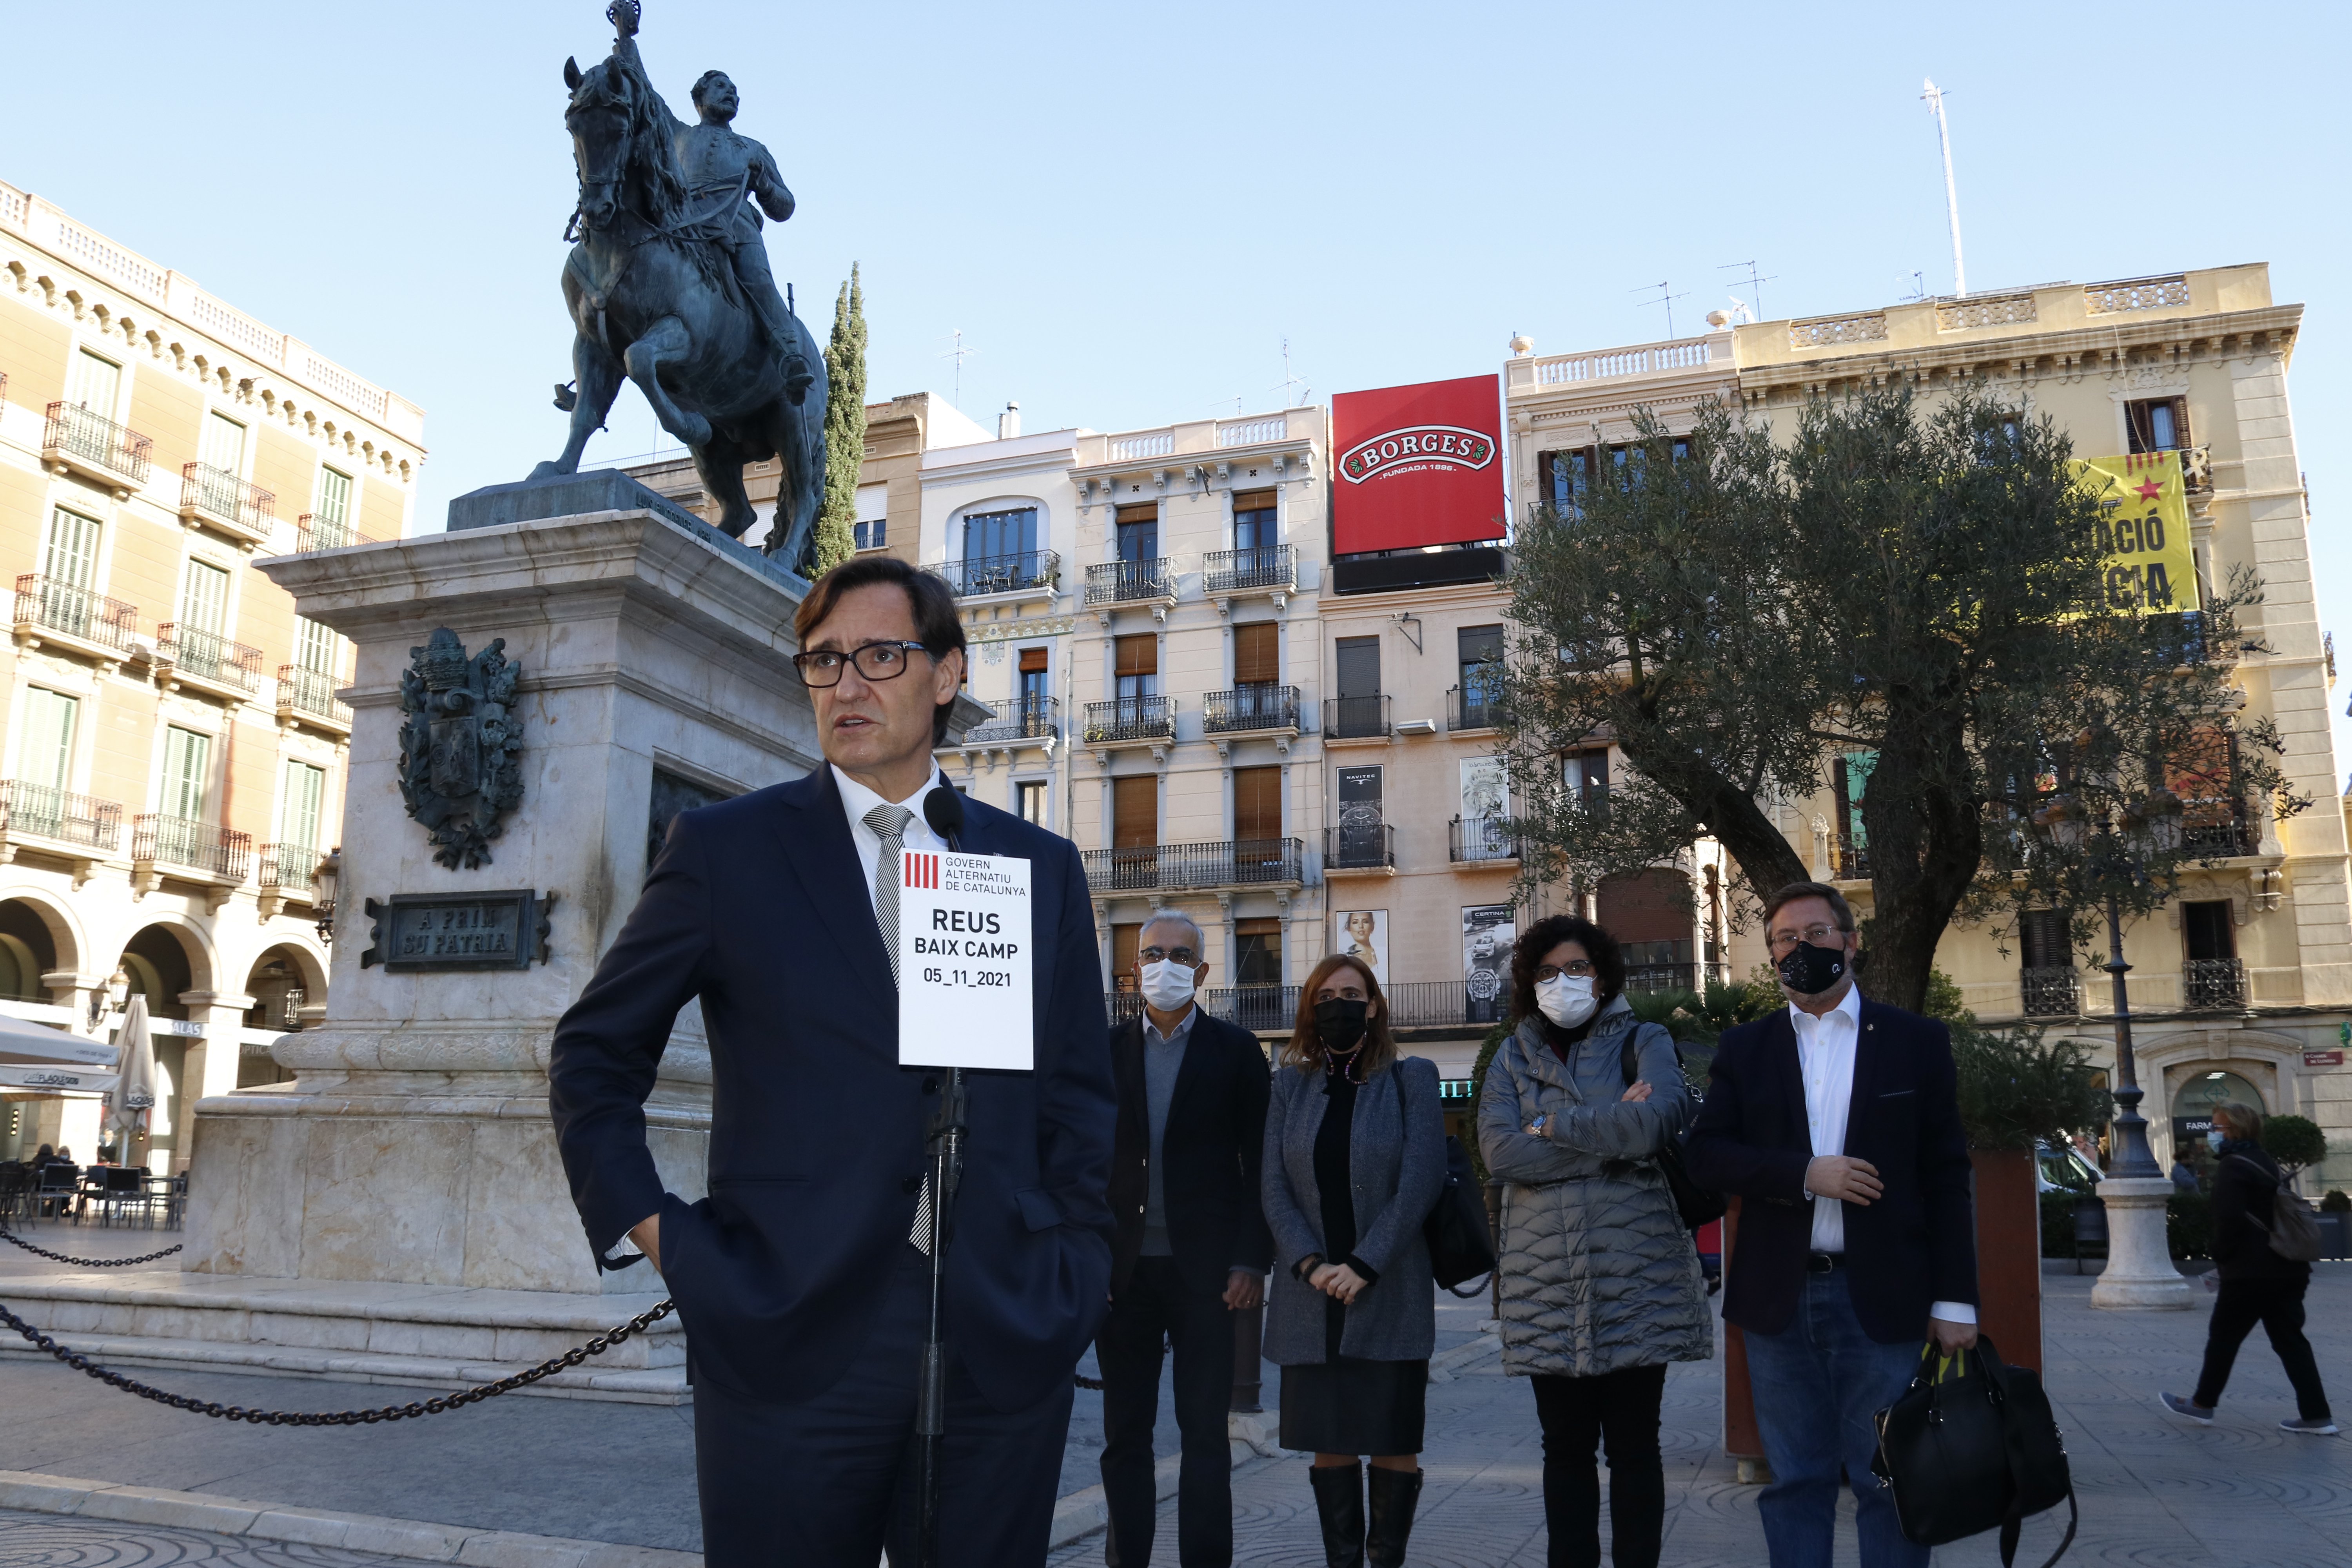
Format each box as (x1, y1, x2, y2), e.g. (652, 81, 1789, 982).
(1791, 984, 1975, 1325)
(833, 763, 951, 911)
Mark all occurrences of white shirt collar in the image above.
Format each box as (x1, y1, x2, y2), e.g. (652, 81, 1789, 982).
(831, 762, 935, 825)
(1787, 980, 1862, 1041)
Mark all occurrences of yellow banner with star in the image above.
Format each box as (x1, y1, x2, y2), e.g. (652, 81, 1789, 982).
(2074, 452, 2200, 614)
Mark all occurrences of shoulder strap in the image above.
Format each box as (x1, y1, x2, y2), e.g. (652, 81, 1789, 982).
(1621, 1031, 1639, 1087)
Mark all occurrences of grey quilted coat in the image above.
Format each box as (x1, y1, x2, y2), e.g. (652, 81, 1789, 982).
(1477, 998, 1712, 1378)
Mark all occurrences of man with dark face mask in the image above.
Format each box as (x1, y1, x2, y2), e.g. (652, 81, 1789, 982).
(1685, 883, 1979, 1568)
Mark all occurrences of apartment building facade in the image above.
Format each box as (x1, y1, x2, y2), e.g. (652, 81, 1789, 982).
(1717, 264, 2352, 1185)
(0, 180, 421, 1168)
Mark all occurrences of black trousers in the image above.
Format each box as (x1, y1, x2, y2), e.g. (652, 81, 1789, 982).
(1096, 1256, 1238, 1568)
(1530, 1363, 1667, 1568)
(690, 1245, 1074, 1568)
(2194, 1276, 2332, 1420)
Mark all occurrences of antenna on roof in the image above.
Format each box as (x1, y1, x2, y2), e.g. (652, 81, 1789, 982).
(938, 328, 978, 403)
(1271, 338, 1309, 408)
(1922, 79, 1966, 298)
(1631, 281, 1691, 341)
(1715, 261, 1777, 322)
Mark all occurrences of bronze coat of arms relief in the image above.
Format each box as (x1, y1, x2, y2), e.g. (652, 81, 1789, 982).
(399, 628, 525, 869)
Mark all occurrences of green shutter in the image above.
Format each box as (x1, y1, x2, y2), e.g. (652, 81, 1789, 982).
(296, 617, 339, 675)
(279, 761, 324, 853)
(20, 689, 78, 791)
(316, 468, 353, 530)
(179, 561, 230, 635)
(42, 510, 100, 592)
(161, 727, 211, 821)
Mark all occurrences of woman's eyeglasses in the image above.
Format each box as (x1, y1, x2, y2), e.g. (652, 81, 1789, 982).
(1535, 962, 1595, 983)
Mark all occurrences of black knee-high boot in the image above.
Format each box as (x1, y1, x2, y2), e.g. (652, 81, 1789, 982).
(1366, 1466, 1424, 1568)
(1310, 1461, 1365, 1568)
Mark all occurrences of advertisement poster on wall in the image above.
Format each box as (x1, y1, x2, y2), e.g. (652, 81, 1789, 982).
(1332, 909, 1389, 985)
(1330, 376, 1507, 555)
(1463, 904, 1515, 1024)
(1460, 757, 1509, 859)
(1336, 764, 1385, 865)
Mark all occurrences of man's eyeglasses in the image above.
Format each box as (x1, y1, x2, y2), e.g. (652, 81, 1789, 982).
(1535, 962, 1595, 983)
(1139, 946, 1199, 966)
(1767, 924, 1846, 955)
(791, 640, 936, 688)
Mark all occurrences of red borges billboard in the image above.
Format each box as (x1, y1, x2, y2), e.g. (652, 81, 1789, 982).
(1330, 375, 1507, 555)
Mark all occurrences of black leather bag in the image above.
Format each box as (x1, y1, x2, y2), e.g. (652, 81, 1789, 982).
(1870, 1334, 2077, 1568)
(1620, 1037, 1728, 1230)
(1393, 1072, 1498, 1290)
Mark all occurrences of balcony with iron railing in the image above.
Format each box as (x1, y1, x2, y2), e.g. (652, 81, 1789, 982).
(1085, 558, 1176, 608)
(1626, 963, 1701, 995)
(157, 623, 263, 700)
(1381, 981, 1501, 1030)
(936, 550, 1060, 599)
(1202, 544, 1296, 600)
(1447, 684, 1508, 732)
(258, 845, 318, 899)
(1203, 684, 1300, 737)
(295, 513, 386, 552)
(2021, 966, 2080, 1018)
(1450, 815, 1520, 864)
(1083, 696, 1176, 747)
(1082, 837, 1305, 894)
(276, 664, 352, 733)
(13, 575, 138, 662)
(1205, 984, 1299, 1032)
(1324, 695, 1392, 741)
(1833, 834, 1871, 882)
(132, 815, 252, 883)
(2183, 957, 2247, 1011)
(43, 401, 152, 490)
(953, 696, 1059, 749)
(179, 463, 276, 544)
(1325, 823, 1396, 873)
(0, 780, 121, 855)
(2184, 817, 2256, 858)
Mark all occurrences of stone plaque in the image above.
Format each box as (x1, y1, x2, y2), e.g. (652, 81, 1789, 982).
(361, 891, 552, 972)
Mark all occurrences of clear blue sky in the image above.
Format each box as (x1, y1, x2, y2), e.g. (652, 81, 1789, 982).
(9, 0, 2349, 768)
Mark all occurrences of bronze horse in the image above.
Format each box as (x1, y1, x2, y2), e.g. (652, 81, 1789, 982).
(531, 51, 828, 573)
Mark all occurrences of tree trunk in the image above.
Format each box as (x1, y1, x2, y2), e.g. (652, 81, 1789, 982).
(1618, 737, 1811, 916)
(1858, 700, 1982, 1011)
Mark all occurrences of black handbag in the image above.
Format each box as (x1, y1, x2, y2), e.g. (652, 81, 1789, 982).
(1619, 1037, 1728, 1230)
(1870, 1335, 2077, 1568)
(1392, 1070, 1498, 1290)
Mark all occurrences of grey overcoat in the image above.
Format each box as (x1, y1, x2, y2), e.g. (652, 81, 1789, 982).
(1477, 999, 1713, 1378)
(1261, 1054, 1446, 1365)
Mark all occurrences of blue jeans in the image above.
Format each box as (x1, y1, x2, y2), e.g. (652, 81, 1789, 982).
(1741, 1270, 1927, 1568)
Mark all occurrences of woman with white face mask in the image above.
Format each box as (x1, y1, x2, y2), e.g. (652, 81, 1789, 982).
(1476, 915, 1711, 1568)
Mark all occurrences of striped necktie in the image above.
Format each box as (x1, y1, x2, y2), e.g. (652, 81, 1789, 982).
(865, 802, 934, 1250)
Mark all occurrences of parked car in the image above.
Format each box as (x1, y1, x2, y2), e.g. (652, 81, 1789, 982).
(2036, 1140, 2102, 1194)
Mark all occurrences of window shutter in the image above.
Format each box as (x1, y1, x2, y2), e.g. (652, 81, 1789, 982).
(42, 510, 100, 592)
(1234, 766, 1282, 841)
(1234, 622, 1279, 685)
(1231, 489, 1276, 512)
(1111, 775, 1157, 848)
(1114, 634, 1158, 677)
(1115, 503, 1158, 524)
(1018, 646, 1049, 674)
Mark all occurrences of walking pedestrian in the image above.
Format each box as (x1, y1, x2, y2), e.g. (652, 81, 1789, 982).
(1477, 915, 1711, 1568)
(1263, 955, 1445, 1568)
(1684, 882, 1979, 1568)
(1096, 910, 1273, 1567)
(2160, 1101, 2336, 1434)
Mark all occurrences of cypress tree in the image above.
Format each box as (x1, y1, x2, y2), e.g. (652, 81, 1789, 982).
(811, 265, 867, 573)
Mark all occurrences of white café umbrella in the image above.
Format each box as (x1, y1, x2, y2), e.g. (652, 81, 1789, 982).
(104, 995, 158, 1140)
(0, 1008, 120, 1094)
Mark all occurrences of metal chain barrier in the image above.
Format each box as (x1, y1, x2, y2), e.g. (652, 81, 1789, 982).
(0, 1224, 183, 1269)
(0, 1293, 675, 1426)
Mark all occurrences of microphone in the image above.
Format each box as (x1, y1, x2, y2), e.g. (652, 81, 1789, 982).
(923, 783, 964, 851)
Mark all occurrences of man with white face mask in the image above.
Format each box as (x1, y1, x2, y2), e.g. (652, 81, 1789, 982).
(1098, 912, 1274, 1566)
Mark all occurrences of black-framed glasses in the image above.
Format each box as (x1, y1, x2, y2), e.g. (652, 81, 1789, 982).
(791, 640, 935, 688)
(1138, 946, 1199, 966)
(1535, 962, 1595, 982)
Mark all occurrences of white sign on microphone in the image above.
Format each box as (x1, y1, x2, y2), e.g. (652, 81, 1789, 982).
(897, 849, 1034, 1071)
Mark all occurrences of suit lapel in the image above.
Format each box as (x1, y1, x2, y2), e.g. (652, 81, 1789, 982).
(1761, 1009, 1813, 1157)
(1843, 998, 1883, 1153)
(769, 765, 898, 1051)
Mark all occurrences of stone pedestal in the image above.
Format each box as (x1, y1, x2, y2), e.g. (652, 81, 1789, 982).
(2090, 1177, 2194, 1310)
(3, 496, 827, 1402)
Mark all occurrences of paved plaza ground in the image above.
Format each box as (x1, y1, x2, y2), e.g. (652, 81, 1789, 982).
(3, 1224, 2347, 1564)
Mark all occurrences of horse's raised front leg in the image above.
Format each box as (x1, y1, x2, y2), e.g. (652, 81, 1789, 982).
(621, 316, 712, 450)
(530, 331, 626, 481)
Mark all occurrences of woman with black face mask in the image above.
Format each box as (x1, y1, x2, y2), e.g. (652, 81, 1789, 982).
(1262, 953, 1446, 1567)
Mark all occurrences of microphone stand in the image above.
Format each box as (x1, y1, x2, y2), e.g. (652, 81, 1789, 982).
(913, 1063, 965, 1568)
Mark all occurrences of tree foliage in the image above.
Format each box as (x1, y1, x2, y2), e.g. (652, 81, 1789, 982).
(2262, 1113, 2328, 1183)
(1501, 385, 2301, 1012)
(1950, 1024, 2111, 1151)
(810, 265, 867, 575)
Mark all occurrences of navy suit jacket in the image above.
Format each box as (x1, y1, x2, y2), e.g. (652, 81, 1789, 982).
(1683, 996, 1978, 1345)
(546, 765, 1117, 1412)
(1104, 1010, 1274, 1299)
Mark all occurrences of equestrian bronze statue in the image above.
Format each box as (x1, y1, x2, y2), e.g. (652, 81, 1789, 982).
(532, 0, 829, 573)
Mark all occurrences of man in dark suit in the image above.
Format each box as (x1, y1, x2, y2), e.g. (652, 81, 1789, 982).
(548, 556, 1116, 1568)
(1685, 882, 1977, 1568)
(1098, 910, 1272, 1567)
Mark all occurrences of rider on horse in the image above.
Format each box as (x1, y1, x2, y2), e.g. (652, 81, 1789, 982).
(608, 0, 812, 399)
